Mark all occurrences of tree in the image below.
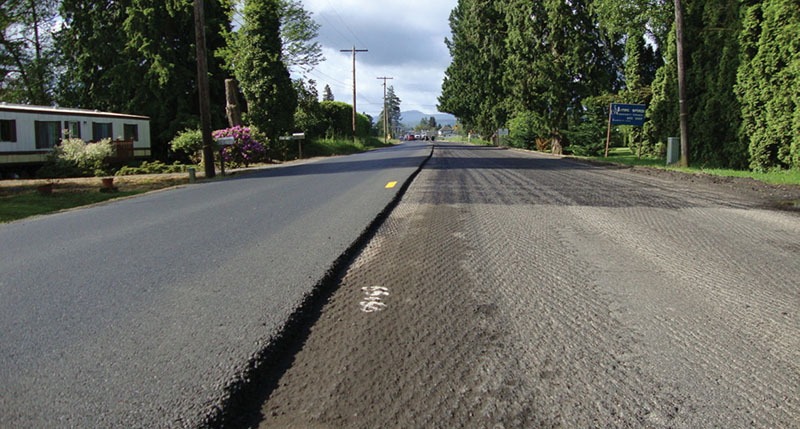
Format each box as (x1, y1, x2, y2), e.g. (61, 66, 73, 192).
(591, 0, 673, 52)
(377, 85, 402, 138)
(414, 117, 430, 133)
(438, 0, 507, 137)
(502, 0, 618, 154)
(322, 84, 334, 101)
(0, 0, 58, 104)
(620, 30, 657, 156)
(278, 0, 323, 75)
(55, 0, 134, 112)
(639, 0, 749, 168)
(234, 0, 296, 143)
(736, 0, 800, 171)
(56, 0, 232, 159)
(293, 78, 323, 137)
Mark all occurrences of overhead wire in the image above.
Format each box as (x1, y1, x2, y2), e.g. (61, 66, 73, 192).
(308, 68, 350, 87)
(317, 12, 355, 48)
(324, 0, 368, 48)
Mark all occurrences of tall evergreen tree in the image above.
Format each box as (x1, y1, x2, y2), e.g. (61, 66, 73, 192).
(620, 30, 658, 155)
(56, 0, 232, 158)
(688, 0, 747, 168)
(56, 0, 134, 111)
(643, 0, 748, 168)
(736, 0, 800, 170)
(0, 0, 58, 104)
(438, 0, 507, 137)
(322, 84, 334, 101)
(377, 85, 402, 138)
(503, 0, 617, 153)
(235, 0, 296, 142)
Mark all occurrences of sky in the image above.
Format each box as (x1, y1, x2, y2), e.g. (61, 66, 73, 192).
(296, 0, 458, 118)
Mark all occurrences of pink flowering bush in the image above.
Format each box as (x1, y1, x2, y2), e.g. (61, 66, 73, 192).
(212, 126, 269, 168)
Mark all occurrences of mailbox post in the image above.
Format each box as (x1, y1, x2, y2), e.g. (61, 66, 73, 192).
(279, 133, 306, 159)
(216, 136, 234, 175)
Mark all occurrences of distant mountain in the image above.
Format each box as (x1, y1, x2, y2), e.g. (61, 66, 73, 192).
(400, 110, 457, 127)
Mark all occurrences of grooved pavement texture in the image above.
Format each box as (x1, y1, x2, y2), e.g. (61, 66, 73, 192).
(257, 142, 799, 428)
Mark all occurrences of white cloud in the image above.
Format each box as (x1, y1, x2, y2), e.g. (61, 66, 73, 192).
(297, 0, 457, 117)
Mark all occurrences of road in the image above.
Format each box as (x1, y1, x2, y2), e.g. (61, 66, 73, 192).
(0, 141, 431, 427)
(252, 142, 800, 428)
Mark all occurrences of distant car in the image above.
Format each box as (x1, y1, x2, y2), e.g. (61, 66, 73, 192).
(407, 134, 415, 141)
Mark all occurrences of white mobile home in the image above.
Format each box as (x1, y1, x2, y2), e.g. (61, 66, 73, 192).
(0, 103, 151, 167)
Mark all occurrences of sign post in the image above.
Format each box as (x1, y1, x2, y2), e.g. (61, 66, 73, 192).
(279, 133, 306, 159)
(497, 128, 509, 147)
(605, 103, 646, 157)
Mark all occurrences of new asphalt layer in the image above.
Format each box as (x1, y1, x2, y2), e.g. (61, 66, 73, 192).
(0, 141, 432, 427)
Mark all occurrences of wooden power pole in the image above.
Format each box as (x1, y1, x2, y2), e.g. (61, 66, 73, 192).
(340, 46, 368, 140)
(194, 0, 215, 178)
(674, 0, 689, 167)
(377, 76, 394, 144)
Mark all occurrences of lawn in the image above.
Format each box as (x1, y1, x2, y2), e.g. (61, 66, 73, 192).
(1, 191, 143, 223)
(288, 137, 395, 159)
(584, 147, 800, 186)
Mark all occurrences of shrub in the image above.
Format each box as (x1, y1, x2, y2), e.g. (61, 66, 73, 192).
(169, 129, 205, 164)
(115, 161, 192, 176)
(213, 126, 270, 168)
(564, 122, 606, 156)
(38, 138, 113, 178)
(507, 110, 539, 150)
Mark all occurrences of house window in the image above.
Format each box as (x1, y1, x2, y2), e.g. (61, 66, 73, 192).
(35, 121, 60, 149)
(123, 124, 139, 141)
(92, 122, 112, 140)
(0, 119, 16, 142)
(64, 121, 81, 139)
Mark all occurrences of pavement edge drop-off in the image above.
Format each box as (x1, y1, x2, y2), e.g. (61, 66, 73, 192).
(200, 144, 434, 428)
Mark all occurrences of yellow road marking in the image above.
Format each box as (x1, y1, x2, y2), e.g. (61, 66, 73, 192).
(385, 181, 397, 189)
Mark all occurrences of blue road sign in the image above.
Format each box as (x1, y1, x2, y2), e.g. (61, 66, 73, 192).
(610, 103, 646, 126)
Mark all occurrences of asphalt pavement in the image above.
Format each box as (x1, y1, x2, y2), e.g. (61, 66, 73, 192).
(0, 141, 431, 427)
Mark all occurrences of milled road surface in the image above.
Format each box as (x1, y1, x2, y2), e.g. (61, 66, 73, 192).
(254, 142, 799, 428)
(0, 141, 431, 427)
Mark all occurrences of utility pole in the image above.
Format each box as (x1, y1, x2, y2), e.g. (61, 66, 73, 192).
(194, 0, 215, 178)
(340, 46, 368, 140)
(674, 0, 689, 167)
(377, 76, 394, 144)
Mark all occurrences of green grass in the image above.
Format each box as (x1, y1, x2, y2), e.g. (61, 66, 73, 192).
(582, 147, 800, 186)
(0, 191, 143, 223)
(288, 137, 395, 159)
(445, 135, 493, 146)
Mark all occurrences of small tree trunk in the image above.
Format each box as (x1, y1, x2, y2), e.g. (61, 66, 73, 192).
(551, 135, 563, 155)
(225, 79, 244, 127)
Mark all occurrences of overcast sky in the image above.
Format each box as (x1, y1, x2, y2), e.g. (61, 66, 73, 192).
(296, 0, 457, 117)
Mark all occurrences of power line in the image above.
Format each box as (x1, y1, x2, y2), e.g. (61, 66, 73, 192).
(308, 69, 350, 88)
(318, 13, 354, 47)
(325, 0, 368, 47)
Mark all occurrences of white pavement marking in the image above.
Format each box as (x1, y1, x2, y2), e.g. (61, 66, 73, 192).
(360, 286, 389, 313)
